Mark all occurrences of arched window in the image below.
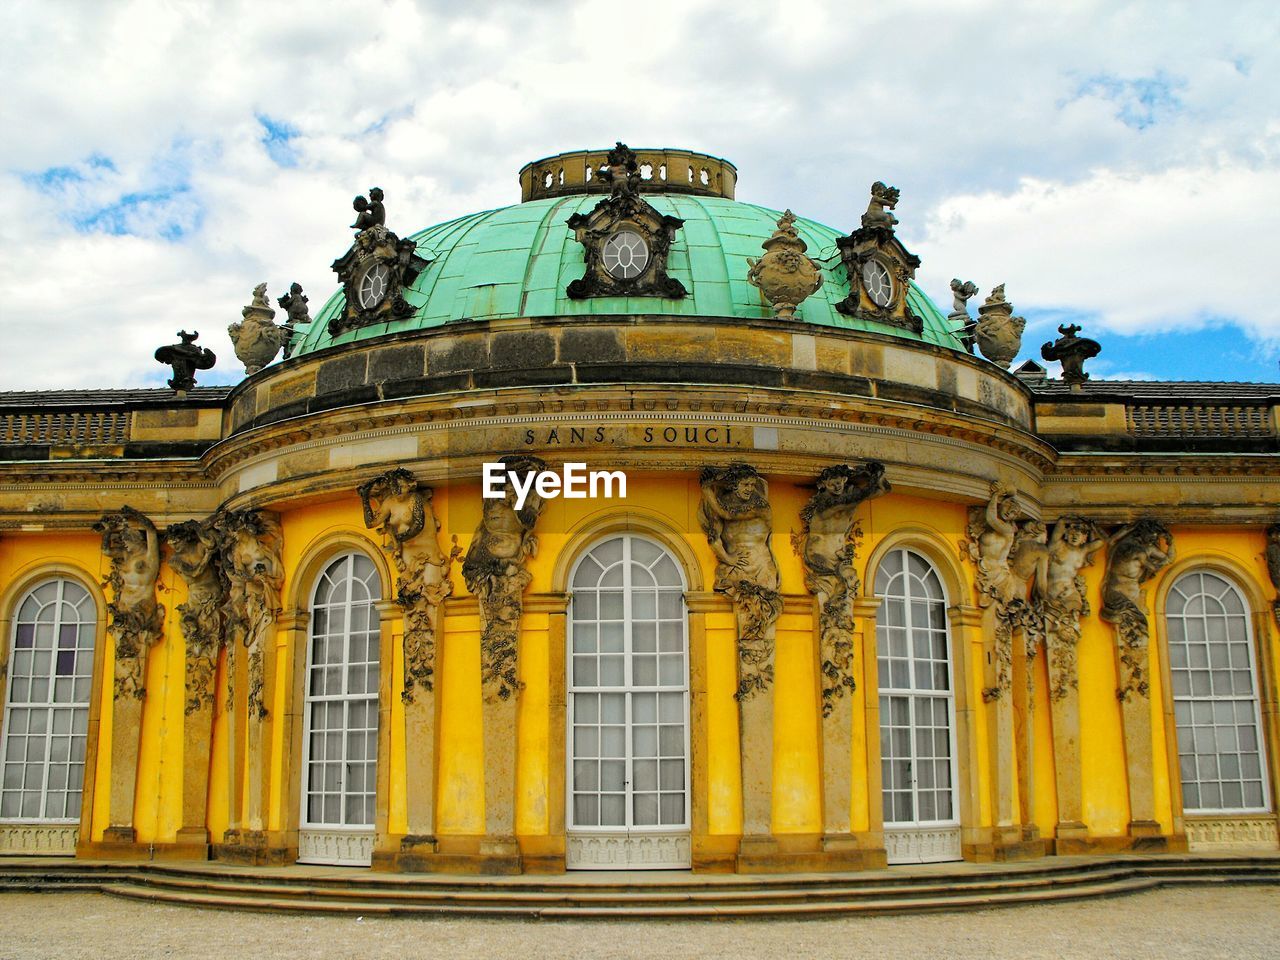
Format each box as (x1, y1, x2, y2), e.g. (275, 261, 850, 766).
(1, 578, 96, 823)
(1166, 570, 1270, 813)
(299, 553, 381, 865)
(875, 548, 961, 863)
(566, 534, 690, 869)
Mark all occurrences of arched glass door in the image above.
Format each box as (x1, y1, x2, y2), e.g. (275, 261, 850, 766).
(875, 548, 961, 864)
(299, 553, 380, 866)
(566, 535, 690, 870)
(1166, 570, 1270, 816)
(0, 578, 96, 844)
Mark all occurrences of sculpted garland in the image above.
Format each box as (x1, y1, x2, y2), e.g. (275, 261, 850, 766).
(698, 463, 782, 701)
(794, 462, 890, 716)
(359, 468, 460, 703)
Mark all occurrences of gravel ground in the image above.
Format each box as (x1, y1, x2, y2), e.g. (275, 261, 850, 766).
(0, 886, 1278, 959)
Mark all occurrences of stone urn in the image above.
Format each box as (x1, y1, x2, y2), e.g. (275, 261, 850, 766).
(974, 284, 1026, 368)
(228, 282, 285, 376)
(747, 210, 824, 320)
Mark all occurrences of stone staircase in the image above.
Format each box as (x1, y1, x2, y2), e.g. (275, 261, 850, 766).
(0, 855, 1277, 918)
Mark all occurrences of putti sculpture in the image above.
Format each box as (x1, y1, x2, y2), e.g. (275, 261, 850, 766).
(948, 279, 980, 353)
(276, 282, 311, 360)
(794, 462, 890, 715)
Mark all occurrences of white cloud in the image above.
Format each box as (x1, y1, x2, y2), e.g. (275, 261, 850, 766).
(0, 0, 1277, 388)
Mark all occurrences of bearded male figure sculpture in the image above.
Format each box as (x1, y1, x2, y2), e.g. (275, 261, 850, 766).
(462, 455, 546, 702)
(165, 518, 228, 713)
(95, 506, 165, 700)
(215, 510, 284, 719)
(360, 468, 459, 702)
(794, 462, 890, 714)
(1101, 518, 1175, 700)
(698, 463, 783, 701)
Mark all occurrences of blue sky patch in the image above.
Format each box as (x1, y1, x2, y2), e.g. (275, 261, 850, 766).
(1071, 72, 1185, 130)
(258, 114, 301, 167)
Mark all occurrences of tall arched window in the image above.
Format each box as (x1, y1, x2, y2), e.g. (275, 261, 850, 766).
(1, 578, 96, 824)
(1166, 570, 1270, 813)
(566, 534, 690, 870)
(299, 553, 381, 865)
(875, 547, 961, 864)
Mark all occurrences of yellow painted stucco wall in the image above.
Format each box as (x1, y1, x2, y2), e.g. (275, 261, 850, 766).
(1, 492, 1276, 856)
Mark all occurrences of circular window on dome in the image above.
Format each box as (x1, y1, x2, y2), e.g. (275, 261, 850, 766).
(357, 263, 390, 310)
(602, 230, 649, 280)
(861, 259, 893, 307)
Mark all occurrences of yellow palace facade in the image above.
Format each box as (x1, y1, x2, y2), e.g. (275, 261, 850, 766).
(1, 145, 1278, 874)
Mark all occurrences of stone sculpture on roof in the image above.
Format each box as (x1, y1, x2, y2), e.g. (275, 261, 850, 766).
(331, 188, 431, 338)
(154, 331, 216, 393)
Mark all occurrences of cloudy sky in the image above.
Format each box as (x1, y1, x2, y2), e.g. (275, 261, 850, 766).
(2, 0, 1277, 389)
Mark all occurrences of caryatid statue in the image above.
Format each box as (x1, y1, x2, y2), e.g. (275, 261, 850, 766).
(1042, 517, 1105, 700)
(964, 482, 1040, 699)
(1101, 518, 1175, 700)
(359, 468, 460, 703)
(214, 510, 284, 719)
(698, 463, 783, 701)
(794, 461, 891, 715)
(1265, 523, 1280, 625)
(461, 455, 546, 702)
(94, 506, 165, 700)
(165, 518, 228, 713)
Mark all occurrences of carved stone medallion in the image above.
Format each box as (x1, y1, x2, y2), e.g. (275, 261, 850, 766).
(566, 142, 687, 300)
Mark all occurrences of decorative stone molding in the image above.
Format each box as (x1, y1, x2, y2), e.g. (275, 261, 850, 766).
(835, 181, 923, 333)
(565, 832, 691, 869)
(359, 468, 460, 701)
(883, 826, 963, 864)
(94, 506, 164, 700)
(747, 210, 823, 320)
(1042, 517, 1105, 700)
(1100, 518, 1175, 700)
(793, 461, 890, 714)
(565, 143, 687, 300)
(297, 828, 375, 865)
(0, 823, 78, 855)
(214, 509, 284, 718)
(461, 455, 546, 701)
(164, 517, 228, 713)
(698, 462, 782, 700)
(1185, 816, 1280, 851)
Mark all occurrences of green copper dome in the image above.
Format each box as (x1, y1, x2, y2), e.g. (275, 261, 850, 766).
(292, 193, 963, 356)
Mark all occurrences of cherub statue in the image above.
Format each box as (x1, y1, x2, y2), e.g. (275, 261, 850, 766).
(965, 482, 1023, 608)
(95, 506, 164, 700)
(276, 282, 310, 359)
(794, 462, 890, 714)
(1101, 518, 1175, 699)
(598, 141, 641, 200)
(462, 455, 546, 701)
(949, 278, 980, 319)
(351, 186, 386, 231)
(698, 463, 782, 700)
(165, 517, 228, 713)
(214, 509, 284, 718)
(359, 468, 460, 701)
(1041, 517, 1105, 699)
(860, 181, 901, 231)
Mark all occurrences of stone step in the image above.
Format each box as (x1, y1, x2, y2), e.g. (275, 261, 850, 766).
(97, 876, 1167, 919)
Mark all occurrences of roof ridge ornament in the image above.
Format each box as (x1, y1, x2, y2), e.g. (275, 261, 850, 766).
(835, 180, 922, 333)
(974, 284, 1026, 368)
(227, 283, 287, 376)
(154, 330, 216, 394)
(747, 209, 824, 320)
(1041, 323, 1102, 386)
(565, 141, 688, 300)
(331, 188, 431, 337)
